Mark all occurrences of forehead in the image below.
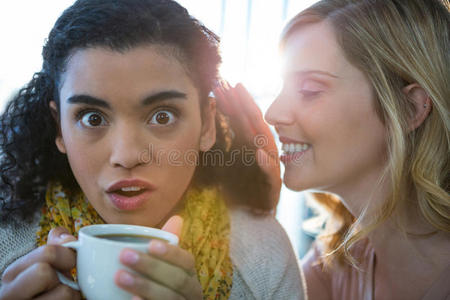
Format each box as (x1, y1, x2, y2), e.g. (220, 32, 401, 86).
(59, 45, 196, 100)
(281, 21, 347, 77)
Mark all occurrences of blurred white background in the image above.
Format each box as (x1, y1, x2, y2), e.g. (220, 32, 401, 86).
(0, 0, 319, 257)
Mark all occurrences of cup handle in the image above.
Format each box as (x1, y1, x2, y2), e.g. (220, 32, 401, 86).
(56, 241, 81, 291)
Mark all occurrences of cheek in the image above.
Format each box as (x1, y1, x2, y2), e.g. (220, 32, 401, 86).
(317, 102, 387, 167)
(60, 122, 106, 187)
(65, 142, 104, 196)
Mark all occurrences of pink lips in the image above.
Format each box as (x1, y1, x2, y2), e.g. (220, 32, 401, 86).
(280, 151, 307, 164)
(278, 136, 310, 165)
(106, 179, 155, 211)
(279, 136, 307, 144)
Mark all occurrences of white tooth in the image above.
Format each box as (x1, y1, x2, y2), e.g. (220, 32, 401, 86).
(303, 144, 309, 151)
(282, 144, 288, 152)
(121, 186, 141, 192)
(289, 144, 295, 152)
(295, 144, 302, 152)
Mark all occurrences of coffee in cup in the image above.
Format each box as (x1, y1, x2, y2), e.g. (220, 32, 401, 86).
(57, 224, 178, 300)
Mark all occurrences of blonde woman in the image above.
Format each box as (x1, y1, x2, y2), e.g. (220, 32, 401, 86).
(218, 0, 449, 299)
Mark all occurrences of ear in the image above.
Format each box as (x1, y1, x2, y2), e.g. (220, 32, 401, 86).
(402, 83, 431, 131)
(199, 97, 217, 152)
(49, 101, 67, 154)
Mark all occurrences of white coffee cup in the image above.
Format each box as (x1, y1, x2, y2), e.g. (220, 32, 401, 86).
(57, 224, 179, 300)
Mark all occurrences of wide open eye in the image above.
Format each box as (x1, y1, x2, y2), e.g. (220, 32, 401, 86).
(149, 110, 176, 126)
(80, 111, 107, 127)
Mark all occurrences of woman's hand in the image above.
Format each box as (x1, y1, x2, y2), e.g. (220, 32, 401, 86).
(115, 216, 202, 300)
(214, 81, 281, 208)
(0, 227, 81, 300)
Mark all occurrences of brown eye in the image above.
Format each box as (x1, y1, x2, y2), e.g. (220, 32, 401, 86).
(80, 111, 106, 127)
(156, 112, 169, 124)
(150, 110, 176, 126)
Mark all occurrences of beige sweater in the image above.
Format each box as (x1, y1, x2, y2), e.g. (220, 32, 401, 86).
(0, 208, 305, 299)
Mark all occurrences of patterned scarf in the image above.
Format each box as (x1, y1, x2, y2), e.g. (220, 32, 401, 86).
(36, 182, 233, 300)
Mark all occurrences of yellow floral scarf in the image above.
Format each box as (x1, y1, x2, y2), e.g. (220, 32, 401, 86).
(37, 182, 233, 300)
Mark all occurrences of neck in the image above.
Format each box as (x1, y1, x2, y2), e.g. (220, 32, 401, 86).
(326, 162, 390, 217)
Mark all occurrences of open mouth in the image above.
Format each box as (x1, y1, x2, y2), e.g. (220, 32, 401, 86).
(111, 187, 147, 197)
(106, 186, 154, 210)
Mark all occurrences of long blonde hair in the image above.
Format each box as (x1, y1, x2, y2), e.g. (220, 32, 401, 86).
(282, 0, 450, 265)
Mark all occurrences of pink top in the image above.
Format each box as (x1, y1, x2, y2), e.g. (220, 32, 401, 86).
(302, 239, 450, 300)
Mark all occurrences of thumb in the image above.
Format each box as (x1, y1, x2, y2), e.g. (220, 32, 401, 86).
(48, 226, 77, 245)
(161, 215, 183, 238)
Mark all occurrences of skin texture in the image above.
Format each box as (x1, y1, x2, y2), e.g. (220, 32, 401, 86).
(0, 45, 215, 299)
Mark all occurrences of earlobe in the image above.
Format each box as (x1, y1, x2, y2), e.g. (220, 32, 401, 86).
(55, 136, 67, 154)
(402, 83, 431, 131)
(49, 101, 67, 154)
(200, 97, 217, 152)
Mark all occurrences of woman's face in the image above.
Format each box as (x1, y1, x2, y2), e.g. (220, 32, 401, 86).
(53, 45, 215, 227)
(265, 21, 387, 201)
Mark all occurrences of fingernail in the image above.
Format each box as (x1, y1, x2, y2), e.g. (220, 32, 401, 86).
(60, 233, 70, 239)
(149, 240, 167, 255)
(132, 296, 144, 300)
(121, 249, 139, 264)
(118, 272, 134, 286)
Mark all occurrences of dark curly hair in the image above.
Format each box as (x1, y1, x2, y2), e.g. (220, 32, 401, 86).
(0, 0, 272, 222)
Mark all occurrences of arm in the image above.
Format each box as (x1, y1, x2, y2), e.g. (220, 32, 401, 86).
(228, 209, 306, 300)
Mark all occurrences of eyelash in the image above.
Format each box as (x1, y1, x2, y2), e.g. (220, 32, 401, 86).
(148, 107, 179, 126)
(298, 90, 321, 98)
(75, 109, 108, 128)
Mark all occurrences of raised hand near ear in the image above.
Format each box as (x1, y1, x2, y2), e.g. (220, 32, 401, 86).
(214, 81, 281, 209)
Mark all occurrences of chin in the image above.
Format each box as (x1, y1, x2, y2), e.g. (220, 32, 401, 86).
(283, 174, 309, 192)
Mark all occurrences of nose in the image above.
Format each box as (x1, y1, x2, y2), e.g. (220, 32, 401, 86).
(264, 90, 295, 126)
(109, 124, 147, 169)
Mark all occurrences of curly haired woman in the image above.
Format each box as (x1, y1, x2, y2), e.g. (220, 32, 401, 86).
(0, 0, 304, 299)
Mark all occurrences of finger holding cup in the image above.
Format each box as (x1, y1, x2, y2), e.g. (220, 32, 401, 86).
(56, 224, 178, 300)
(115, 216, 202, 300)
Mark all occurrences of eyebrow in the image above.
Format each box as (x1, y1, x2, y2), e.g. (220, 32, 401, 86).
(286, 70, 339, 79)
(142, 90, 187, 105)
(66, 90, 187, 108)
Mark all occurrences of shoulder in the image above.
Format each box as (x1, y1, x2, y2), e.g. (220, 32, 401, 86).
(0, 211, 40, 279)
(301, 242, 332, 300)
(301, 239, 374, 300)
(228, 208, 306, 300)
(228, 208, 297, 257)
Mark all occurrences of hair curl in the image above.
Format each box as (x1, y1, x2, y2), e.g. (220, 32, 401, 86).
(0, 0, 272, 222)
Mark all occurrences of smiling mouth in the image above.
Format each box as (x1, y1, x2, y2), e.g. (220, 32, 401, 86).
(280, 142, 311, 164)
(281, 142, 311, 154)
